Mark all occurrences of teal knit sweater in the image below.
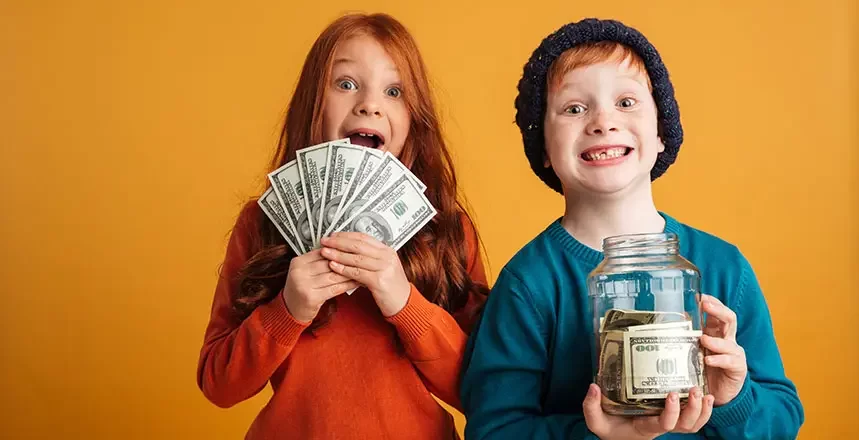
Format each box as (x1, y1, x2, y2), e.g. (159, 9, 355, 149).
(461, 213, 803, 439)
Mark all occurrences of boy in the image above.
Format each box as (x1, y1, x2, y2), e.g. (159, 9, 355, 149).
(460, 18, 804, 439)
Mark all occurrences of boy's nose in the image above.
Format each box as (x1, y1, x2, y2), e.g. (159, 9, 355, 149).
(586, 112, 618, 135)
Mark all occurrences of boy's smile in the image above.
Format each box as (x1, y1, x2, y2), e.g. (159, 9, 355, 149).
(580, 144, 634, 165)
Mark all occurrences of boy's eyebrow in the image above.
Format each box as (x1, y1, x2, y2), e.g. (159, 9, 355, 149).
(554, 73, 647, 93)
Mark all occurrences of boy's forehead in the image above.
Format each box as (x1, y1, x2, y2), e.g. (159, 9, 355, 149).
(551, 60, 649, 92)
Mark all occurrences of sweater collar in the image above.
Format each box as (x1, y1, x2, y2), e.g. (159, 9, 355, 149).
(546, 212, 683, 265)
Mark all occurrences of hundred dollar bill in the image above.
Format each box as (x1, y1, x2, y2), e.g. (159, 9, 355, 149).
(333, 173, 436, 251)
(600, 319, 691, 350)
(328, 152, 425, 234)
(603, 309, 689, 331)
(267, 160, 311, 253)
(622, 329, 705, 400)
(258, 187, 303, 256)
(321, 148, 383, 237)
(626, 321, 693, 332)
(598, 331, 625, 403)
(319, 143, 375, 238)
(297, 140, 340, 248)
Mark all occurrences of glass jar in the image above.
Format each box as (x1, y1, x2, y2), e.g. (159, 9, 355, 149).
(587, 232, 708, 416)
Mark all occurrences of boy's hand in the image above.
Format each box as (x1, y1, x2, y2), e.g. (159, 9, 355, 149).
(699, 294, 748, 405)
(320, 232, 411, 317)
(582, 384, 714, 439)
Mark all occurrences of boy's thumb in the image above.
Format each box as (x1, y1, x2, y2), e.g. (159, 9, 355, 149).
(582, 384, 608, 436)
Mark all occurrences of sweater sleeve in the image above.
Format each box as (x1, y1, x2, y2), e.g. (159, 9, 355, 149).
(196, 203, 309, 408)
(383, 214, 489, 412)
(702, 255, 805, 439)
(460, 268, 597, 439)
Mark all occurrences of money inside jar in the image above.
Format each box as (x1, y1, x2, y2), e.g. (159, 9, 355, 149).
(597, 308, 707, 415)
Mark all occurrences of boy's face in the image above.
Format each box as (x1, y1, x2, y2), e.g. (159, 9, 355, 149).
(543, 58, 663, 197)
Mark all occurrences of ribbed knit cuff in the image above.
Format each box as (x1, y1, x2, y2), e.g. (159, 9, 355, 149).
(709, 374, 755, 428)
(385, 284, 437, 342)
(256, 294, 310, 347)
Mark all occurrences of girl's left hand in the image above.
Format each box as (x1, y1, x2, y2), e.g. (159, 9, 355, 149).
(699, 294, 748, 406)
(320, 232, 411, 317)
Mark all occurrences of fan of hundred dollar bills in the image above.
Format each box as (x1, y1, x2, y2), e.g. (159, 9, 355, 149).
(258, 138, 436, 264)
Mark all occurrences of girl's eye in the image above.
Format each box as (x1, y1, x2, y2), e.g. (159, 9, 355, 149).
(385, 87, 402, 98)
(565, 104, 586, 115)
(618, 97, 637, 108)
(338, 79, 357, 91)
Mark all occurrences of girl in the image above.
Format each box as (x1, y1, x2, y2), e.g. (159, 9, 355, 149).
(196, 13, 489, 440)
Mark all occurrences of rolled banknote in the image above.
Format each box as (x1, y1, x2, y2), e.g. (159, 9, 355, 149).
(296, 140, 337, 248)
(267, 160, 311, 253)
(320, 145, 380, 238)
(258, 187, 303, 256)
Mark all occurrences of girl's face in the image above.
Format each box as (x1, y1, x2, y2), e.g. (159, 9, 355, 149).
(321, 35, 411, 159)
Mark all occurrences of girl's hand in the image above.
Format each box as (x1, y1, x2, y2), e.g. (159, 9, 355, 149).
(282, 249, 359, 323)
(699, 294, 748, 405)
(320, 232, 411, 317)
(582, 384, 714, 439)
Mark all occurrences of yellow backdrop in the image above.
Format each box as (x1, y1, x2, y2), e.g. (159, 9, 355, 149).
(1, 0, 856, 438)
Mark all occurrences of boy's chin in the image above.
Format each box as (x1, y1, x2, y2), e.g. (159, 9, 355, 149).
(566, 173, 651, 197)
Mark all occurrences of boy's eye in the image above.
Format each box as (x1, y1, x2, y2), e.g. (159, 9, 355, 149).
(385, 87, 402, 98)
(618, 97, 637, 108)
(337, 79, 357, 91)
(565, 104, 586, 114)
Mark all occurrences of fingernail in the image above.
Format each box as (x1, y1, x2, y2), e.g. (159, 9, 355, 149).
(588, 384, 598, 398)
(670, 393, 678, 402)
(693, 388, 702, 399)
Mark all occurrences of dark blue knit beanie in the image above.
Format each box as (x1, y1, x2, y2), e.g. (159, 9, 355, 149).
(514, 18, 683, 194)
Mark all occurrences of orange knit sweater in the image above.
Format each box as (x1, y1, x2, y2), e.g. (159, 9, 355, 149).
(197, 202, 488, 439)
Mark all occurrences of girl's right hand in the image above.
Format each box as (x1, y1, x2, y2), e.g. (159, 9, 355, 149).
(282, 249, 359, 323)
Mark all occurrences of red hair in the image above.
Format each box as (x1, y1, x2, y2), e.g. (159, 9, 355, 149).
(233, 13, 488, 332)
(547, 41, 652, 91)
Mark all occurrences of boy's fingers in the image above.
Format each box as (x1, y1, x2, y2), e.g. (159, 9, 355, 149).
(701, 296, 737, 339)
(691, 395, 715, 432)
(582, 384, 610, 437)
(674, 388, 702, 432)
(704, 354, 745, 371)
(631, 393, 679, 437)
(656, 392, 681, 432)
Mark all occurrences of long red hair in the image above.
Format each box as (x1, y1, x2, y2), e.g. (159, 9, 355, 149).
(232, 13, 487, 332)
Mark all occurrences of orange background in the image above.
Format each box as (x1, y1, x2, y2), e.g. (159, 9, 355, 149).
(1, 0, 856, 438)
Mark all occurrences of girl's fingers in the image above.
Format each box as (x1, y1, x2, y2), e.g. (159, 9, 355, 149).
(320, 280, 361, 300)
(320, 246, 384, 271)
(311, 271, 353, 288)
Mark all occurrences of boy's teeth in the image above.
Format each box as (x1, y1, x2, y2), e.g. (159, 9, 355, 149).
(585, 147, 626, 161)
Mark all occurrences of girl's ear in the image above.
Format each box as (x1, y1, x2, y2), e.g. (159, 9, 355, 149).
(657, 136, 666, 153)
(543, 151, 551, 168)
